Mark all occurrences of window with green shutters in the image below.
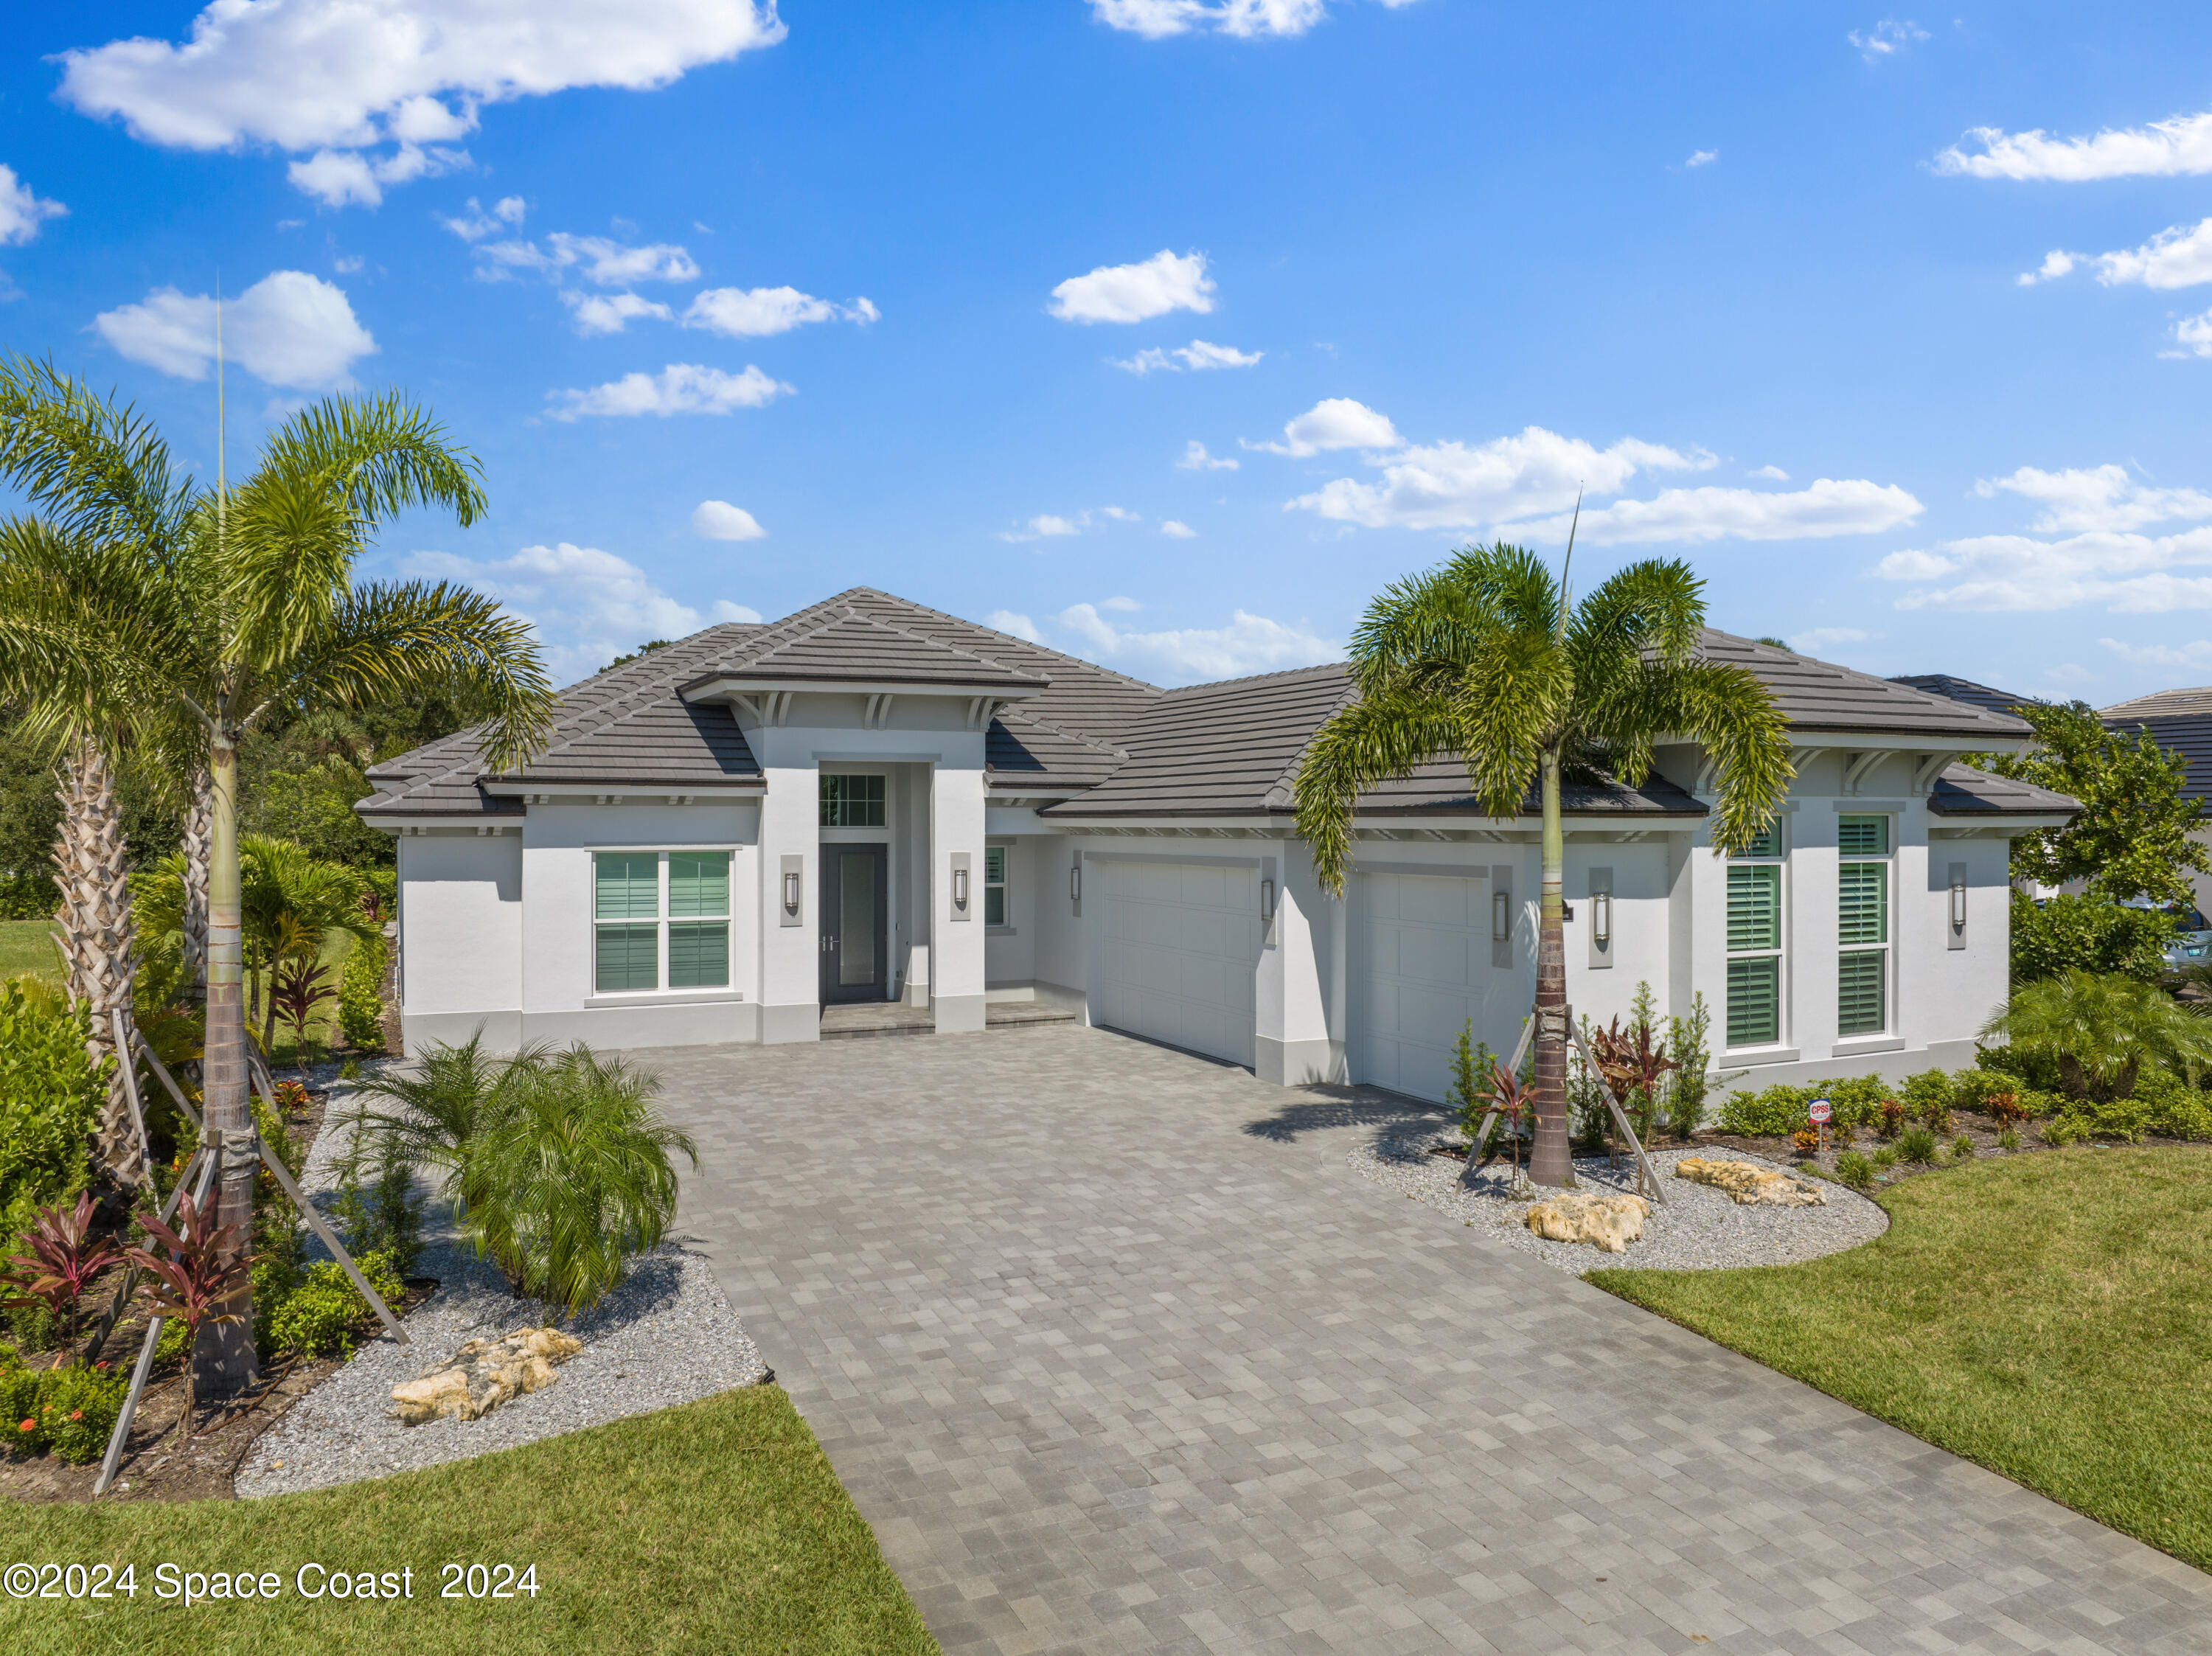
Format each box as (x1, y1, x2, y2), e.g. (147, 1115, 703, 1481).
(984, 845, 1007, 927)
(1837, 815, 1891, 1037)
(1724, 821, 1785, 1048)
(593, 850, 734, 994)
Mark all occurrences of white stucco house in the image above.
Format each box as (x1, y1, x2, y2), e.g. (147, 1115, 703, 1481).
(360, 588, 2076, 1102)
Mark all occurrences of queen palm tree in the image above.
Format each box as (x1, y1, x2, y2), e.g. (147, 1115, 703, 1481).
(0, 359, 555, 1394)
(1295, 544, 1791, 1187)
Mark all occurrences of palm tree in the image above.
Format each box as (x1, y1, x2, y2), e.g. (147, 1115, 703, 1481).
(1980, 969, 2212, 1102)
(0, 360, 556, 1396)
(1295, 544, 1791, 1187)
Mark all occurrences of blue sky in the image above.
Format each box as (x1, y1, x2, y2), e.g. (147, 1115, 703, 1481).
(7, 3, 2212, 695)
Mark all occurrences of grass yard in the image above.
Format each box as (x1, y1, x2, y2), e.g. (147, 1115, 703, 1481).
(0, 917, 61, 987)
(0, 1385, 937, 1656)
(1590, 1147, 2212, 1573)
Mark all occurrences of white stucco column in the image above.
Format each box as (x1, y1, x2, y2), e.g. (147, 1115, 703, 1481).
(757, 764, 821, 1043)
(1256, 842, 1343, 1084)
(931, 762, 987, 1032)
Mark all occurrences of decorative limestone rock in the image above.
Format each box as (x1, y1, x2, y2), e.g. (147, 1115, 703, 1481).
(390, 1327, 584, 1426)
(1523, 1191, 1651, 1253)
(1675, 1157, 1827, 1207)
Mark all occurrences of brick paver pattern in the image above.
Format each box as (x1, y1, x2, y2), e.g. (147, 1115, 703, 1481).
(640, 1025, 2212, 1655)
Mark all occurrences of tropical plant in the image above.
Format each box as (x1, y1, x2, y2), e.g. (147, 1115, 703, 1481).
(1447, 1021, 1499, 1149)
(1981, 969, 2212, 1103)
(0, 978, 108, 1244)
(1877, 1100, 1905, 1141)
(49, 734, 141, 1181)
(1896, 1125, 1939, 1165)
(126, 1190, 255, 1442)
(265, 1248, 406, 1360)
(0, 1193, 121, 1349)
(1833, 1150, 1875, 1191)
(1478, 1058, 1533, 1186)
(1294, 544, 1791, 1186)
(0, 361, 557, 1396)
(1951, 1135, 1976, 1161)
(1663, 992, 1717, 1140)
(337, 926, 389, 1052)
(352, 1037, 698, 1315)
(1588, 984, 1678, 1147)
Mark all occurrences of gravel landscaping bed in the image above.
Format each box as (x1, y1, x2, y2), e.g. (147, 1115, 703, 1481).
(236, 1088, 766, 1499)
(1351, 1122, 1889, 1273)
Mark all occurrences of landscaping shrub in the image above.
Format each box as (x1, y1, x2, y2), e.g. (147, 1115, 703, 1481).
(1717, 1082, 1815, 1136)
(265, 1249, 406, 1359)
(1834, 1151, 1874, 1191)
(1950, 1135, 1975, 1161)
(0, 980, 106, 1243)
(1871, 1144, 1899, 1169)
(353, 1037, 699, 1314)
(1896, 1125, 1939, 1164)
(1997, 1126, 2020, 1150)
(2126, 1065, 2212, 1141)
(2, 1357, 128, 1464)
(1877, 1099, 1905, 1140)
(1983, 970, 2212, 1102)
(2010, 889, 2174, 984)
(1902, 1068, 1951, 1121)
(1663, 992, 1716, 1141)
(338, 928, 389, 1051)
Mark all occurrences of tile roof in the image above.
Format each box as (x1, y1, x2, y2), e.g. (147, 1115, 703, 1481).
(361, 595, 2067, 824)
(1888, 673, 2040, 722)
(2100, 688, 2212, 803)
(1927, 764, 2080, 817)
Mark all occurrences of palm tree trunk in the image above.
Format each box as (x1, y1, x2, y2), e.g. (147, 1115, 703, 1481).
(180, 770, 212, 999)
(196, 732, 257, 1398)
(1528, 748, 1575, 1187)
(52, 737, 141, 1187)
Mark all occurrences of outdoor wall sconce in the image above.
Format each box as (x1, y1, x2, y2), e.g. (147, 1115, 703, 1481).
(783, 869, 801, 916)
(953, 866, 970, 910)
(1491, 891, 1509, 942)
(1260, 878, 1276, 923)
(1592, 891, 1612, 947)
(1951, 879, 1967, 929)
(1070, 865, 1082, 904)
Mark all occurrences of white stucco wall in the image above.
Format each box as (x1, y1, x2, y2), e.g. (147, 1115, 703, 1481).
(397, 831, 523, 1052)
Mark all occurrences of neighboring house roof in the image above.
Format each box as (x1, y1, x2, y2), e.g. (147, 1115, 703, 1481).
(1926, 764, 2079, 818)
(2100, 686, 2212, 804)
(360, 593, 2069, 824)
(1887, 673, 2039, 722)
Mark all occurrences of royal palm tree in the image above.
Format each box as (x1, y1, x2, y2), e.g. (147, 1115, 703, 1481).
(1295, 544, 1792, 1187)
(0, 359, 555, 1394)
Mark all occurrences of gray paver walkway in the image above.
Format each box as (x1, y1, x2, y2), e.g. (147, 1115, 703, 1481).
(641, 1024, 2212, 1655)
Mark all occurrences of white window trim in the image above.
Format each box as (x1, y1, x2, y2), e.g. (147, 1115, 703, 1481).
(1837, 814, 1894, 1040)
(1723, 820, 1788, 1054)
(591, 848, 735, 998)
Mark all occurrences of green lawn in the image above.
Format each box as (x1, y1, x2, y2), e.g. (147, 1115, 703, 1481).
(0, 1386, 937, 1655)
(1590, 1147, 2212, 1573)
(0, 917, 61, 986)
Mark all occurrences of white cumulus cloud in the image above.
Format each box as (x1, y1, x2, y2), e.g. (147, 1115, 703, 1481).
(93, 269, 375, 389)
(2176, 310, 2212, 358)
(1974, 464, 2212, 535)
(0, 165, 67, 246)
(563, 291, 674, 335)
(1686, 149, 1718, 168)
(1248, 397, 1400, 457)
(1848, 19, 1927, 61)
(2017, 250, 2077, 287)
(441, 195, 525, 240)
(470, 229, 699, 285)
(1288, 422, 1711, 530)
(1161, 520, 1198, 537)
(58, 0, 787, 207)
(691, 500, 767, 540)
(1938, 106, 2212, 181)
(546, 362, 790, 420)
(1501, 479, 1924, 546)
(1178, 439, 1238, 471)
(1748, 465, 1790, 481)
(683, 285, 878, 337)
(1787, 627, 1876, 656)
(1113, 339, 1262, 374)
(407, 540, 761, 685)
(288, 141, 466, 209)
(1048, 249, 1214, 324)
(985, 610, 1044, 644)
(1088, 0, 1415, 39)
(1054, 601, 1342, 685)
(2099, 637, 2212, 671)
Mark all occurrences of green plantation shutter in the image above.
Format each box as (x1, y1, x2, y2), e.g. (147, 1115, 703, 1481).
(594, 853, 659, 919)
(1838, 861, 1888, 945)
(1727, 866, 1781, 951)
(1727, 957, 1780, 1047)
(1839, 950, 1885, 1036)
(668, 921, 729, 988)
(595, 924, 658, 992)
(1733, 821, 1782, 859)
(1838, 815, 1889, 857)
(669, 852, 730, 917)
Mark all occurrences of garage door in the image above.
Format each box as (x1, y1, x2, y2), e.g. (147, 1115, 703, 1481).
(1350, 870, 1493, 1102)
(1098, 860, 1259, 1066)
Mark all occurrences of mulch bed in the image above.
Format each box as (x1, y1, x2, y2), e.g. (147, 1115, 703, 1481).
(1, 1061, 428, 1505)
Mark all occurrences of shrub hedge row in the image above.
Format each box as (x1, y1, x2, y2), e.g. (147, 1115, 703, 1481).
(1717, 1060, 2212, 1142)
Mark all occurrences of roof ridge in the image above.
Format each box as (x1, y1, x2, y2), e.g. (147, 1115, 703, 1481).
(1262, 676, 1363, 808)
(996, 702, 1129, 762)
(841, 587, 1166, 696)
(1701, 627, 2026, 731)
(1166, 660, 1351, 696)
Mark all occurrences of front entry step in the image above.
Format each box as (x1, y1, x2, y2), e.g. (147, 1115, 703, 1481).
(818, 1002, 1079, 1040)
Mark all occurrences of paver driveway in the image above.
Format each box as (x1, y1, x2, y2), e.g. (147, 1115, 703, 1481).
(641, 1024, 2212, 1655)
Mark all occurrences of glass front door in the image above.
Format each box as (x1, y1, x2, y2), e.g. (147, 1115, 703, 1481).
(821, 843, 889, 1004)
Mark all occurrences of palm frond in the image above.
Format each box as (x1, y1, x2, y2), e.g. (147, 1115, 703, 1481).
(1294, 687, 1468, 895)
(1671, 658, 1793, 850)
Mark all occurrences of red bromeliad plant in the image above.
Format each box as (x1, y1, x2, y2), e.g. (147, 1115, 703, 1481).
(125, 1193, 256, 1443)
(1, 1193, 122, 1351)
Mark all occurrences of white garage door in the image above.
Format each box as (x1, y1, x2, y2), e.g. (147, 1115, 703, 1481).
(1350, 870, 1492, 1102)
(1098, 860, 1259, 1066)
